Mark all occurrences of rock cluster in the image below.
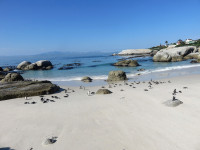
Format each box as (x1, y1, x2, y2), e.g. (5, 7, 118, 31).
(113, 60, 140, 67)
(58, 63, 81, 70)
(17, 60, 53, 70)
(107, 70, 127, 82)
(153, 46, 196, 62)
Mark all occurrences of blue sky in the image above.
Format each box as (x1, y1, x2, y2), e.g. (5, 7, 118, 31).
(0, 0, 200, 56)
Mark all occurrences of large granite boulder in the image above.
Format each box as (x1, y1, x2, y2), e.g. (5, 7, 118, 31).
(152, 50, 158, 56)
(24, 63, 38, 70)
(195, 54, 200, 63)
(184, 53, 200, 60)
(107, 70, 127, 82)
(17, 61, 31, 70)
(1, 73, 24, 82)
(116, 49, 152, 56)
(96, 89, 112, 94)
(197, 47, 200, 52)
(0, 80, 60, 100)
(35, 60, 53, 69)
(153, 46, 196, 62)
(81, 76, 93, 82)
(113, 60, 140, 67)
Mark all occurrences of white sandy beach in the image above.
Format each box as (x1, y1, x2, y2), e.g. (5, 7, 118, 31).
(0, 74, 200, 150)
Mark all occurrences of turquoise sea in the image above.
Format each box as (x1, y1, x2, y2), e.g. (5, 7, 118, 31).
(1, 52, 200, 86)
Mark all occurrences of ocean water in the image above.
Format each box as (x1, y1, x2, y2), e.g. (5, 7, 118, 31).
(1, 53, 200, 86)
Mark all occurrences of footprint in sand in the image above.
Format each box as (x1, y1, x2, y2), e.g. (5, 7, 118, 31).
(43, 136, 58, 146)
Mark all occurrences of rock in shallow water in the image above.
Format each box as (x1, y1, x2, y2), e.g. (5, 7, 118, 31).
(17, 61, 31, 70)
(58, 63, 82, 70)
(17, 60, 53, 70)
(113, 59, 140, 67)
(81, 76, 93, 82)
(190, 60, 199, 63)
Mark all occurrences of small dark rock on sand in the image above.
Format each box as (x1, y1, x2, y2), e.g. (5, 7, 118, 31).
(96, 89, 112, 94)
(164, 99, 183, 107)
(44, 137, 57, 145)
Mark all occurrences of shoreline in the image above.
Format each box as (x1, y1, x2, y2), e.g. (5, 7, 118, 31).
(51, 64, 200, 87)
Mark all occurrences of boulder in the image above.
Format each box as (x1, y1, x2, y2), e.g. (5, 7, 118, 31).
(0, 67, 3, 71)
(190, 60, 199, 63)
(58, 66, 73, 70)
(0, 72, 6, 80)
(197, 47, 200, 52)
(58, 63, 81, 70)
(17, 61, 31, 70)
(46, 66, 53, 70)
(171, 56, 183, 62)
(137, 68, 145, 71)
(81, 76, 93, 82)
(107, 70, 127, 82)
(153, 46, 196, 62)
(24, 63, 38, 70)
(0, 80, 60, 100)
(3, 67, 13, 72)
(65, 63, 82, 67)
(116, 49, 152, 56)
(184, 53, 200, 60)
(113, 60, 140, 67)
(96, 89, 112, 94)
(35, 60, 53, 70)
(152, 50, 158, 56)
(196, 54, 200, 63)
(1, 73, 24, 82)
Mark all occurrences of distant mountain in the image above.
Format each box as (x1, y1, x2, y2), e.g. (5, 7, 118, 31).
(0, 50, 116, 66)
(33, 51, 114, 58)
